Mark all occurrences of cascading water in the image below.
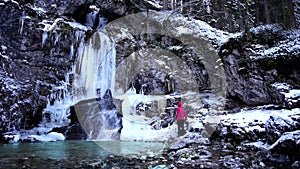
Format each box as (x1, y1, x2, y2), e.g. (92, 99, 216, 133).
(73, 31, 121, 140)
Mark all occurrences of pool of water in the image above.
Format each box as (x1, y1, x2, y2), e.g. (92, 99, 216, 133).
(0, 140, 165, 168)
(0, 141, 112, 168)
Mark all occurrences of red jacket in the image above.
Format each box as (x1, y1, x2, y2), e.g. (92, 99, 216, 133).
(176, 102, 187, 121)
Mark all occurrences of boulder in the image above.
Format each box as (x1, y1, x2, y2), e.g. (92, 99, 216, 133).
(65, 123, 88, 140)
(265, 114, 300, 144)
(210, 117, 265, 144)
(269, 130, 300, 160)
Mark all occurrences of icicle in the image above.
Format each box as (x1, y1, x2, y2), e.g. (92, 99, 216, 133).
(77, 34, 85, 58)
(139, 84, 146, 95)
(19, 11, 25, 35)
(75, 31, 80, 42)
(69, 44, 74, 59)
(42, 32, 48, 48)
(65, 73, 69, 84)
(19, 11, 30, 35)
(54, 33, 61, 45)
(41, 81, 72, 129)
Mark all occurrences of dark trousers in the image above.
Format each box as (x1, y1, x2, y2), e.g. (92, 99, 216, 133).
(177, 120, 186, 136)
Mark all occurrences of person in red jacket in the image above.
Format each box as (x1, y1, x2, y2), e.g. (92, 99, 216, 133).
(176, 101, 187, 136)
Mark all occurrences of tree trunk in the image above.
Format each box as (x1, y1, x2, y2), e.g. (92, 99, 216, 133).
(163, 0, 169, 10)
(282, 0, 296, 28)
(255, 0, 261, 25)
(243, 0, 251, 38)
(263, 0, 271, 24)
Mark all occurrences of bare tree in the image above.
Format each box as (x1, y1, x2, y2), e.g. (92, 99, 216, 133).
(263, 0, 271, 24)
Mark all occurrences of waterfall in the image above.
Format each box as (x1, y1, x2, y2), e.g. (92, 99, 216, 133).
(73, 31, 121, 141)
(73, 31, 116, 103)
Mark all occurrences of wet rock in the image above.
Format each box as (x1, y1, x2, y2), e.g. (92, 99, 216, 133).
(169, 133, 210, 151)
(220, 25, 300, 107)
(161, 116, 175, 128)
(65, 123, 87, 140)
(152, 165, 168, 169)
(0, 1, 83, 134)
(86, 160, 106, 169)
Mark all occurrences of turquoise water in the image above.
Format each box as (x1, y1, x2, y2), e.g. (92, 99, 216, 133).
(0, 140, 165, 168)
(0, 141, 112, 168)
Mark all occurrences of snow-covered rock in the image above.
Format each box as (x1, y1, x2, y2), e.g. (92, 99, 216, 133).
(265, 112, 300, 144)
(210, 108, 300, 144)
(269, 130, 300, 159)
(26, 132, 65, 142)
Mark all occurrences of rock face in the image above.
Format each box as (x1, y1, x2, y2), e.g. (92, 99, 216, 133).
(220, 25, 300, 106)
(0, 1, 87, 139)
(64, 124, 88, 140)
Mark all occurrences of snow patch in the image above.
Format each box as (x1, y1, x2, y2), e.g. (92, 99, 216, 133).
(243, 141, 269, 150)
(145, 0, 163, 9)
(272, 82, 292, 93)
(251, 28, 300, 59)
(66, 21, 91, 31)
(285, 89, 300, 99)
(221, 108, 300, 128)
(28, 132, 65, 142)
(29, 5, 46, 15)
(3, 134, 20, 143)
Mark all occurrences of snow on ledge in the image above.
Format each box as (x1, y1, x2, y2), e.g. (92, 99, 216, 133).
(28, 132, 65, 142)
